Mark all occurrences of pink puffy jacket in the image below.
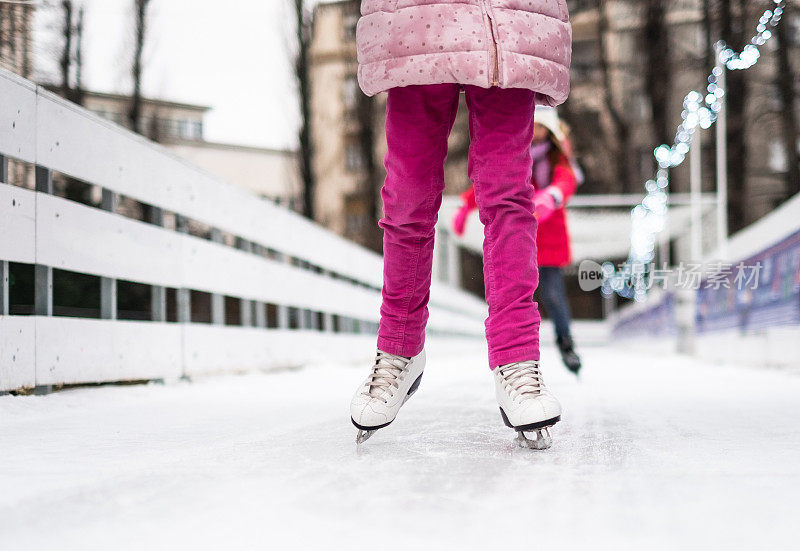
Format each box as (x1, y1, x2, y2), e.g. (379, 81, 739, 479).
(356, 0, 572, 106)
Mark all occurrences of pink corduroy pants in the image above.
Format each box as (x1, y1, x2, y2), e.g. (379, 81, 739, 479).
(376, 84, 541, 369)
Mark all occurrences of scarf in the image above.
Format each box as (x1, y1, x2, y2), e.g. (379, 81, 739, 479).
(530, 141, 552, 190)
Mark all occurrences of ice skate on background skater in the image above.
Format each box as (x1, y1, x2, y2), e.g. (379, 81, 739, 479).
(350, 350, 425, 443)
(557, 335, 582, 376)
(495, 360, 561, 449)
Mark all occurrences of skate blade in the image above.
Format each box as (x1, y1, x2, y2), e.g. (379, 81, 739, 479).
(356, 429, 376, 444)
(515, 427, 553, 450)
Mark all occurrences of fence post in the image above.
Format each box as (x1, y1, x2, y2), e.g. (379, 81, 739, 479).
(1, 156, 7, 315)
(278, 303, 289, 329)
(690, 130, 703, 262)
(715, 42, 729, 258)
(296, 260, 312, 329)
(33, 167, 54, 392)
(658, 169, 671, 267)
(254, 301, 267, 328)
(1, 260, 8, 316)
(237, 238, 254, 327)
(276, 252, 289, 329)
(433, 229, 447, 283)
(35, 166, 53, 317)
(601, 290, 614, 319)
(210, 228, 226, 325)
(175, 215, 191, 323)
(100, 189, 118, 320)
(149, 207, 167, 321)
(322, 269, 335, 332)
(446, 230, 461, 288)
(675, 285, 696, 355)
(252, 244, 267, 328)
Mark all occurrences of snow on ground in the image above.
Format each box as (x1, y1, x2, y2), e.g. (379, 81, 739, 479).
(1, 339, 798, 550)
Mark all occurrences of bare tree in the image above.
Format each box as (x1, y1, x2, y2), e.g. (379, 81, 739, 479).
(596, 0, 633, 193)
(21, 4, 33, 78)
(74, 4, 84, 95)
(53, 1, 90, 204)
(643, 0, 671, 148)
(0, 6, 5, 60)
(774, 1, 800, 198)
(720, 0, 750, 231)
(0, 3, 34, 78)
(56, 1, 85, 105)
(356, 89, 380, 252)
(128, 0, 151, 134)
(293, 0, 314, 219)
(701, 0, 715, 73)
(0, 3, 35, 188)
(59, 0, 73, 93)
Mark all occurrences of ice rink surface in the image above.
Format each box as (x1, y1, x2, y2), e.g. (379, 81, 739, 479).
(1, 339, 798, 550)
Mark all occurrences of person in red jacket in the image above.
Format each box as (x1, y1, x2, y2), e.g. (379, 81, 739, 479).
(453, 106, 582, 374)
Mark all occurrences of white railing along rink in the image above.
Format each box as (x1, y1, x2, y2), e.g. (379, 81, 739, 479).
(0, 68, 487, 392)
(609, 190, 800, 370)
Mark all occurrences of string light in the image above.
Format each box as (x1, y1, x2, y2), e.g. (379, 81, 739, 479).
(604, 0, 786, 301)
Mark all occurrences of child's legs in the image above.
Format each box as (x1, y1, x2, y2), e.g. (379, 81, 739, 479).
(464, 86, 539, 368)
(538, 266, 573, 339)
(378, 84, 461, 357)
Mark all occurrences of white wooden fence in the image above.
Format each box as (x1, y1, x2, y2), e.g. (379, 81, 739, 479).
(0, 68, 486, 392)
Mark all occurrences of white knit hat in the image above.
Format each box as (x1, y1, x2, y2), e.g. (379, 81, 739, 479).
(534, 106, 566, 143)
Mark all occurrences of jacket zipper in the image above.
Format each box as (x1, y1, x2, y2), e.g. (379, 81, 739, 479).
(484, 1, 500, 86)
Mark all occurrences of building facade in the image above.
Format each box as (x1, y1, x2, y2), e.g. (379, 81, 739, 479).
(81, 91, 208, 143)
(0, 2, 33, 79)
(308, 0, 362, 243)
(80, 91, 301, 210)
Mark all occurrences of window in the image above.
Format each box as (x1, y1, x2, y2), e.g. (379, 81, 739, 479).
(345, 142, 364, 172)
(567, 0, 594, 13)
(789, 14, 800, 46)
(768, 140, 788, 173)
(93, 110, 123, 125)
(178, 120, 191, 139)
(158, 118, 177, 136)
(571, 40, 601, 82)
(343, 74, 360, 111)
(640, 149, 654, 178)
(344, 192, 369, 236)
(343, 12, 358, 42)
(192, 121, 203, 140)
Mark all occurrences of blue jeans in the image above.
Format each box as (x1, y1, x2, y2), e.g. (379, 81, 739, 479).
(538, 267, 573, 339)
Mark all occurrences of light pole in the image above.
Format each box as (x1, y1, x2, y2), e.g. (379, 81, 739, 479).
(690, 128, 703, 262)
(715, 42, 729, 258)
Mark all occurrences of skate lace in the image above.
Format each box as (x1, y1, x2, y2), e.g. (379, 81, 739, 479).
(363, 351, 411, 403)
(499, 361, 545, 401)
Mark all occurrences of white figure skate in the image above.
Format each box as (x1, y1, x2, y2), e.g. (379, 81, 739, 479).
(494, 360, 561, 450)
(350, 349, 425, 444)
